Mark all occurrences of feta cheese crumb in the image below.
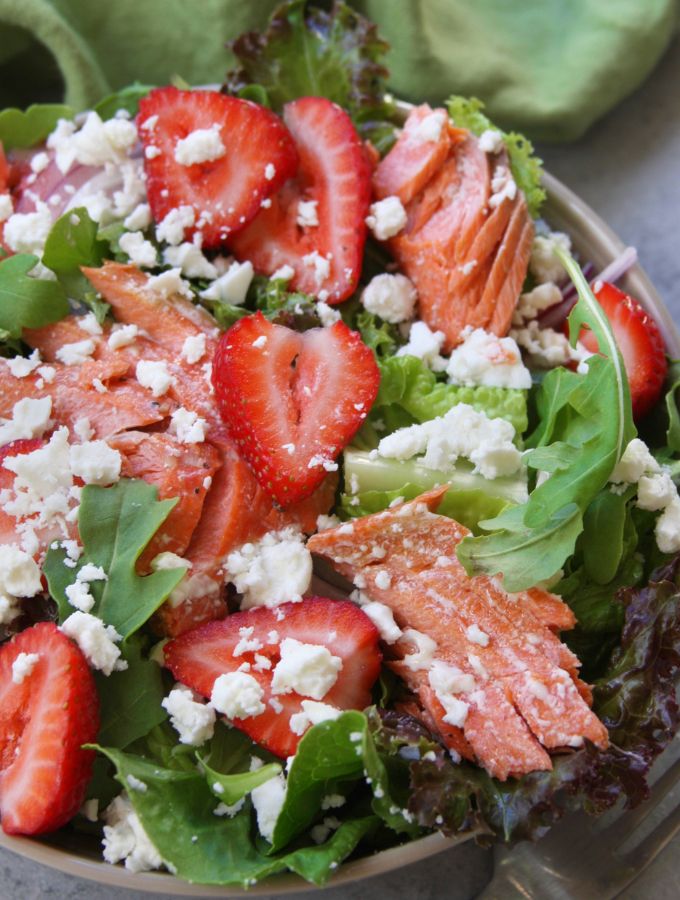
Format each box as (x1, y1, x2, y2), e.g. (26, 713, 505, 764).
(465, 624, 489, 647)
(428, 660, 474, 726)
(69, 441, 122, 485)
(155, 205, 195, 246)
(211, 671, 266, 718)
(410, 110, 447, 143)
(488, 165, 517, 209)
(361, 601, 402, 643)
(48, 112, 137, 174)
(288, 699, 342, 735)
(102, 795, 163, 873)
(145, 267, 193, 300)
(199, 260, 254, 305)
(610, 438, 660, 484)
(123, 203, 152, 231)
(264, 163, 276, 180)
(530, 231, 571, 284)
(477, 129, 504, 154)
(61, 612, 125, 675)
(108, 324, 139, 350)
(251, 772, 286, 843)
(11, 651, 40, 684)
(0, 192, 14, 222)
(365, 196, 407, 240)
(397, 320, 447, 372)
(316, 301, 341, 327)
(56, 339, 96, 366)
(271, 637, 342, 700)
(272, 264, 295, 281)
(119, 231, 157, 268)
(510, 320, 592, 372)
(5, 350, 42, 379)
(302, 251, 330, 288)
(174, 126, 226, 166)
(136, 360, 175, 397)
(163, 241, 217, 280)
(296, 199, 319, 228)
(361, 273, 417, 324)
(0, 395, 53, 446)
(225, 527, 312, 608)
(400, 628, 437, 671)
(162, 683, 216, 745)
(447, 327, 531, 389)
(637, 472, 676, 511)
(3, 202, 53, 256)
(180, 333, 207, 364)
(168, 407, 208, 444)
(656, 497, 680, 553)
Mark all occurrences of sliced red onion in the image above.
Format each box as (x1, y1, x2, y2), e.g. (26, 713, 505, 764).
(591, 246, 638, 290)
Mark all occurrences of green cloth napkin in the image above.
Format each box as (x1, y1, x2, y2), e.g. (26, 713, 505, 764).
(0, 0, 676, 140)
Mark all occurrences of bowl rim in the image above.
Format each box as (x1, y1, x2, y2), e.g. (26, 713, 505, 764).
(2, 174, 678, 898)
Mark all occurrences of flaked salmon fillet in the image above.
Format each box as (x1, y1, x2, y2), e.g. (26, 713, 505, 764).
(372, 106, 534, 350)
(308, 488, 608, 780)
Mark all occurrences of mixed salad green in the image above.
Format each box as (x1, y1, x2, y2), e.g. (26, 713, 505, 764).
(1, 0, 680, 889)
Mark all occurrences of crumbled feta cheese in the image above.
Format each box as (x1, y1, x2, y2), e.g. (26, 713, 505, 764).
(168, 407, 207, 444)
(252, 335, 267, 349)
(321, 793, 346, 810)
(179, 333, 207, 365)
(145, 267, 193, 300)
(69, 441, 122, 485)
(307, 454, 338, 472)
(119, 231, 157, 269)
(512, 282, 563, 326)
(465, 624, 489, 647)
(272, 264, 295, 281)
(410, 110, 447, 143)
(155, 206, 195, 246)
(510, 320, 591, 372)
(656, 497, 680, 553)
(211, 671, 266, 718)
(400, 628, 437, 671)
(3, 202, 53, 256)
(361, 601, 402, 643)
(0, 546, 43, 599)
(488, 165, 517, 209)
(123, 203, 152, 231)
(310, 816, 341, 844)
(610, 438, 660, 484)
(397, 320, 447, 371)
(289, 699, 342, 735)
(637, 472, 677, 511)
(11, 651, 40, 684)
(136, 360, 175, 397)
(162, 683, 216, 745)
(271, 637, 342, 700)
(56, 339, 96, 366)
(225, 527, 312, 608)
(477, 129, 504, 154)
(163, 241, 217, 280)
(108, 324, 139, 350)
(61, 612, 125, 675)
(199, 260, 253, 305)
(47, 112, 137, 174)
(446, 327, 531, 389)
(102, 795, 163, 873)
(174, 126, 226, 166)
(151, 552, 190, 572)
(530, 231, 571, 284)
(374, 570, 391, 590)
(264, 163, 276, 181)
(251, 773, 286, 843)
(0, 396, 52, 446)
(5, 350, 42, 379)
(213, 799, 245, 817)
(296, 199, 319, 228)
(365, 196, 407, 240)
(377, 402, 522, 479)
(316, 301, 341, 327)
(302, 251, 330, 288)
(428, 660, 474, 726)
(361, 273, 417, 324)
(316, 513, 341, 531)
(0, 192, 13, 222)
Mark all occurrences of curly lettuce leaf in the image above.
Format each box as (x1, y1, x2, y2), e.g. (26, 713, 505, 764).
(224, 0, 398, 152)
(0, 254, 69, 338)
(447, 95, 545, 218)
(0, 103, 74, 150)
(44, 479, 186, 639)
(458, 251, 636, 590)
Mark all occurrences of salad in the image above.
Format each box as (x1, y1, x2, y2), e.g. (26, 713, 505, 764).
(1, 0, 680, 889)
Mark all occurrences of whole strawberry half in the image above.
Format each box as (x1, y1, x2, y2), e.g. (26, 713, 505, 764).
(0, 622, 99, 835)
(579, 281, 667, 419)
(212, 312, 379, 506)
(163, 597, 381, 758)
(229, 96, 372, 303)
(138, 87, 298, 248)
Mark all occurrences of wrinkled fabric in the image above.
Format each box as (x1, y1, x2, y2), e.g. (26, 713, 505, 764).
(0, 0, 676, 140)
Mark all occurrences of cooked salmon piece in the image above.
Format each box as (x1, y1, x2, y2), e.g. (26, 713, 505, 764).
(108, 431, 221, 570)
(308, 488, 608, 780)
(372, 108, 534, 350)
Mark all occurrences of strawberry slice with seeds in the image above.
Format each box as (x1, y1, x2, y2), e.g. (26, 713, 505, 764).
(579, 282, 667, 419)
(138, 87, 298, 248)
(212, 312, 379, 506)
(0, 622, 99, 834)
(229, 96, 371, 303)
(163, 597, 381, 758)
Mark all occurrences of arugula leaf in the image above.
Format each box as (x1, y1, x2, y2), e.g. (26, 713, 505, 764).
(90, 745, 377, 886)
(446, 95, 545, 218)
(0, 254, 69, 337)
(0, 103, 74, 150)
(224, 0, 398, 152)
(199, 753, 281, 807)
(457, 251, 635, 590)
(93, 83, 154, 120)
(42, 208, 110, 322)
(44, 480, 186, 639)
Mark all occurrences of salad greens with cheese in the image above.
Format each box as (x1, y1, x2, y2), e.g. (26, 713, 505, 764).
(1, 0, 680, 889)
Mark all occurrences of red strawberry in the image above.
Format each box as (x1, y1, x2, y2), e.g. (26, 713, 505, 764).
(229, 96, 371, 303)
(579, 282, 667, 419)
(212, 312, 379, 506)
(163, 597, 381, 758)
(137, 87, 298, 248)
(0, 622, 99, 835)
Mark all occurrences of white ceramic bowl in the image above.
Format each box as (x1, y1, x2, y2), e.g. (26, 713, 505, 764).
(1, 172, 677, 897)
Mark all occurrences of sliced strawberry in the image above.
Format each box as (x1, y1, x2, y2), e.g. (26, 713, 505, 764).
(579, 282, 667, 419)
(0, 622, 99, 834)
(212, 312, 379, 506)
(229, 96, 371, 303)
(163, 598, 381, 758)
(137, 87, 298, 248)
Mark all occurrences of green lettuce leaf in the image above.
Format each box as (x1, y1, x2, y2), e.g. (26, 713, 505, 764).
(0, 254, 69, 337)
(663, 359, 680, 453)
(90, 744, 378, 886)
(199, 753, 281, 808)
(42, 208, 110, 322)
(447, 95, 545, 218)
(457, 251, 636, 590)
(0, 103, 74, 150)
(224, 0, 398, 152)
(93, 83, 154, 120)
(44, 479, 186, 639)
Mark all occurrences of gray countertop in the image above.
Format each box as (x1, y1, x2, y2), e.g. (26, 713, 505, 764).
(1, 35, 679, 900)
